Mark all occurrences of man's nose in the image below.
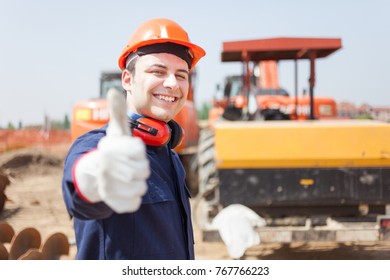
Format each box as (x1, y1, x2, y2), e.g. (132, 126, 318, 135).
(163, 74, 179, 90)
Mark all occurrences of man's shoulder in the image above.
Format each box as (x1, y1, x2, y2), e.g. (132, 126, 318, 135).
(67, 125, 107, 156)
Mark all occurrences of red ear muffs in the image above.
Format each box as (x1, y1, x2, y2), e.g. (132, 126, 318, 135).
(167, 119, 184, 149)
(130, 117, 171, 147)
(129, 117, 184, 149)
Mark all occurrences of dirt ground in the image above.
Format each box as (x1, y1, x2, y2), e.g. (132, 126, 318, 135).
(1, 147, 390, 260)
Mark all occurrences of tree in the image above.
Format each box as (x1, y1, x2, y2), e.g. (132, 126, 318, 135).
(197, 102, 211, 120)
(49, 114, 71, 129)
(355, 112, 373, 120)
(7, 122, 15, 129)
(64, 114, 70, 130)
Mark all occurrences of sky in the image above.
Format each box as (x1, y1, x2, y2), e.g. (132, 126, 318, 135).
(1, 0, 389, 127)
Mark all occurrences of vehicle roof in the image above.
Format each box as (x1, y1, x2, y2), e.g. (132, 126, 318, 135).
(221, 37, 342, 62)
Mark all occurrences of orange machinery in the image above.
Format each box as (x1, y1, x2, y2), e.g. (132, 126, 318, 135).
(209, 37, 341, 123)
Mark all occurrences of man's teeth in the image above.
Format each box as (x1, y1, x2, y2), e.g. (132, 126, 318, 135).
(156, 95, 176, 102)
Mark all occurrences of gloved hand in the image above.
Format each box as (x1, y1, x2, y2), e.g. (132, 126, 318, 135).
(73, 88, 150, 213)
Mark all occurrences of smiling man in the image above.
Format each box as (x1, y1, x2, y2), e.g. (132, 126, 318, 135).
(62, 18, 206, 260)
(123, 44, 191, 122)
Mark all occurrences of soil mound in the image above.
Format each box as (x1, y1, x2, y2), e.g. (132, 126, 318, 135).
(0, 149, 63, 177)
(1, 154, 61, 170)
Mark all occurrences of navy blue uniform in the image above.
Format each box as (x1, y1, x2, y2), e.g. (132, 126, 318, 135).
(62, 125, 194, 259)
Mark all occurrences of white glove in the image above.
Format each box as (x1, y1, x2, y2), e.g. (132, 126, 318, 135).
(74, 88, 150, 213)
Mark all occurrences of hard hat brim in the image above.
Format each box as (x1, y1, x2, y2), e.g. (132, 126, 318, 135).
(118, 38, 205, 70)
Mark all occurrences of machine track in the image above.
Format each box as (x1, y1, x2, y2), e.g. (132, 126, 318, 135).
(194, 128, 220, 229)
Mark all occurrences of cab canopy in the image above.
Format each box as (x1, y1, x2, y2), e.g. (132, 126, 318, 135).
(221, 37, 342, 62)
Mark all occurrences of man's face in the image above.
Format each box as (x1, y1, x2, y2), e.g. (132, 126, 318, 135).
(122, 52, 190, 122)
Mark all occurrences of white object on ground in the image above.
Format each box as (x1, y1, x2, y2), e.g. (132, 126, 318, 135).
(211, 204, 266, 259)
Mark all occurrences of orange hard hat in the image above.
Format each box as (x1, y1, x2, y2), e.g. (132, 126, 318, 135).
(118, 18, 206, 70)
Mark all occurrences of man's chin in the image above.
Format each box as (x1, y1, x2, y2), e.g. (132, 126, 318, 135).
(147, 111, 174, 123)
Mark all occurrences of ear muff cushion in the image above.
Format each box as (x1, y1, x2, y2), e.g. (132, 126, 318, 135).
(132, 117, 171, 147)
(167, 120, 184, 149)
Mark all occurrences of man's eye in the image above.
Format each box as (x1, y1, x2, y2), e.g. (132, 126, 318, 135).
(151, 70, 164, 75)
(176, 74, 188, 80)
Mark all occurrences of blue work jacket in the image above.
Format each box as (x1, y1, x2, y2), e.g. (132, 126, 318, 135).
(62, 125, 194, 260)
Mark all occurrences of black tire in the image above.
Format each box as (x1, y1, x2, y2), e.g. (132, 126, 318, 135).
(194, 128, 220, 228)
(197, 128, 216, 194)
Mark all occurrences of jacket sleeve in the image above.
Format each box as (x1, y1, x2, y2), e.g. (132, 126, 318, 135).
(62, 130, 114, 220)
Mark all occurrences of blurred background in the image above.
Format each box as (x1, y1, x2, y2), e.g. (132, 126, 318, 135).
(1, 0, 389, 128)
(1, 0, 390, 261)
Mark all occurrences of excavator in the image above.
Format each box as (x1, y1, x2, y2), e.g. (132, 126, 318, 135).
(71, 70, 200, 193)
(197, 37, 390, 245)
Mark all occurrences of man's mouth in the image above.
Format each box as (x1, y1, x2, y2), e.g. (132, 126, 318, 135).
(154, 94, 178, 103)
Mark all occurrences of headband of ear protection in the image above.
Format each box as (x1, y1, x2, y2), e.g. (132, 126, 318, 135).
(129, 116, 184, 149)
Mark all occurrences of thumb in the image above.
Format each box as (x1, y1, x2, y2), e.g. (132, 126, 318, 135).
(106, 88, 131, 137)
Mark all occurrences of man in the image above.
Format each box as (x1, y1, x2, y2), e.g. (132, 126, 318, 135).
(62, 18, 206, 260)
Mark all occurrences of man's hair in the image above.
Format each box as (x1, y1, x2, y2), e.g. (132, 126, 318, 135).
(125, 54, 138, 75)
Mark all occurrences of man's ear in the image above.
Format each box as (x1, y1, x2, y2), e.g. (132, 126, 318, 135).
(122, 70, 132, 92)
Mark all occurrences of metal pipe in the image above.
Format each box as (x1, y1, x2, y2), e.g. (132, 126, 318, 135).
(309, 51, 317, 120)
(294, 59, 298, 119)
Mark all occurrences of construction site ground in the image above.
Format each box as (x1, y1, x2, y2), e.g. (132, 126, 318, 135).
(1, 146, 390, 260)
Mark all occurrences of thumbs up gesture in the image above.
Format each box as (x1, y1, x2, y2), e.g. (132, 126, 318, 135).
(73, 88, 150, 214)
(96, 89, 150, 213)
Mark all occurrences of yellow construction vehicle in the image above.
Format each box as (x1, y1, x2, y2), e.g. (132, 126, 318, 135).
(197, 37, 390, 244)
